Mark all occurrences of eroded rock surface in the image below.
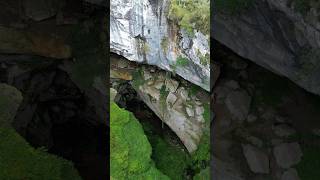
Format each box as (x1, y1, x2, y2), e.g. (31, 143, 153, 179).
(213, 0, 320, 95)
(110, 0, 210, 91)
(111, 55, 210, 153)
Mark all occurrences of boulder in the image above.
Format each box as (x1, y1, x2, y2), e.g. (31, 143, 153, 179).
(273, 143, 303, 169)
(281, 168, 300, 180)
(242, 144, 270, 174)
(225, 90, 251, 122)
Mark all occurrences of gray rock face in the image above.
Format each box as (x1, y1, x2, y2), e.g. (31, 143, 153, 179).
(281, 168, 300, 180)
(242, 144, 270, 174)
(213, 0, 320, 95)
(212, 156, 245, 180)
(273, 142, 303, 169)
(0, 83, 23, 124)
(135, 69, 210, 153)
(225, 90, 251, 122)
(110, 0, 210, 91)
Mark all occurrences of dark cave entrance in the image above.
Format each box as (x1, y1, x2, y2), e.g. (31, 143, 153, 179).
(1, 61, 108, 180)
(112, 81, 197, 179)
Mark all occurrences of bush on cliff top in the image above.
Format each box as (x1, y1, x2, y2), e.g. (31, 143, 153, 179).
(168, 0, 209, 36)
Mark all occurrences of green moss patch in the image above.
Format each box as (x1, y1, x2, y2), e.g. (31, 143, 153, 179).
(176, 56, 190, 67)
(0, 84, 80, 180)
(139, 119, 191, 180)
(0, 127, 81, 180)
(110, 102, 169, 180)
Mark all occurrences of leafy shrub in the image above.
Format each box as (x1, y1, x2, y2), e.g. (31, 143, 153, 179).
(110, 102, 169, 180)
(168, 0, 210, 36)
(132, 69, 145, 89)
(193, 167, 210, 180)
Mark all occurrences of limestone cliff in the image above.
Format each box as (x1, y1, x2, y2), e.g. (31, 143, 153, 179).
(110, 0, 210, 91)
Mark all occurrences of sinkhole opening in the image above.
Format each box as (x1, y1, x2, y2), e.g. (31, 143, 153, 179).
(2, 63, 108, 180)
(112, 81, 198, 179)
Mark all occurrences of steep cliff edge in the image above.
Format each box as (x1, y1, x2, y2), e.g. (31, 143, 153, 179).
(213, 0, 320, 95)
(110, 0, 210, 91)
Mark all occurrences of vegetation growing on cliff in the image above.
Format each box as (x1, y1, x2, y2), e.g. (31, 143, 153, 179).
(168, 0, 209, 36)
(176, 56, 189, 67)
(110, 102, 169, 180)
(161, 37, 169, 54)
(190, 103, 211, 172)
(215, 0, 254, 14)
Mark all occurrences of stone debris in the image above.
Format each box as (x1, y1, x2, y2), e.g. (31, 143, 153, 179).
(225, 90, 251, 122)
(273, 143, 303, 169)
(281, 168, 300, 180)
(242, 144, 270, 174)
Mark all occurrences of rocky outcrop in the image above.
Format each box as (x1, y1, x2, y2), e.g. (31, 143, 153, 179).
(111, 55, 210, 153)
(110, 0, 210, 91)
(213, 0, 320, 95)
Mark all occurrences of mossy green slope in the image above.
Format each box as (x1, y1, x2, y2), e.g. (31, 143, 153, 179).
(0, 83, 81, 180)
(110, 102, 169, 180)
(0, 128, 81, 180)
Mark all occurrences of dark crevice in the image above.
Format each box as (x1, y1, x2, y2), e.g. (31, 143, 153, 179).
(1, 60, 107, 180)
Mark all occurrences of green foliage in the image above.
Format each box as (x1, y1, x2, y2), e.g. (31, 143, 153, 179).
(188, 84, 201, 96)
(68, 17, 106, 89)
(132, 69, 145, 89)
(168, 0, 210, 36)
(176, 56, 189, 67)
(197, 50, 210, 66)
(110, 102, 169, 180)
(0, 128, 81, 180)
(159, 85, 170, 110)
(193, 167, 210, 180)
(0, 85, 80, 180)
(215, 0, 254, 15)
(161, 37, 169, 54)
(140, 120, 191, 180)
(191, 103, 210, 173)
